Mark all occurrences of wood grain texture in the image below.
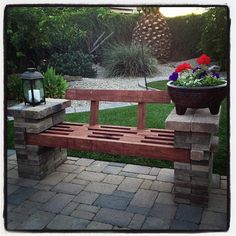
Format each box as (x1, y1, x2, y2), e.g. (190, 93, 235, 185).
(138, 102, 146, 130)
(65, 89, 171, 103)
(89, 101, 99, 126)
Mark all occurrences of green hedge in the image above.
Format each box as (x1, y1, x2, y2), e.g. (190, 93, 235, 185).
(167, 7, 229, 67)
(50, 51, 96, 77)
(167, 14, 204, 61)
(199, 7, 229, 70)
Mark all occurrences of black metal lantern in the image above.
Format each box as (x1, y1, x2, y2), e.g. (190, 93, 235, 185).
(21, 68, 46, 106)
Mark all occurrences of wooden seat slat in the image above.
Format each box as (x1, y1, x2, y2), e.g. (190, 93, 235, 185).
(144, 135, 174, 141)
(62, 122, 86, 126)
(100, 125, 132, 130)
(92, 131, 124, 137)
(44, 130, 70, 135)
(150, 128, 174, 134)
(88, 134, 121, 140)
(141, 139, 174, 145)
(88, 127, 138, 134)
(55, 124, 71, 129)
(50, 127, 74, 132)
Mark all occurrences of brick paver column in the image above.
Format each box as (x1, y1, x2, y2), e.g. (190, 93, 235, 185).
(165, 108, 220, 206)
(8, 98, 71, 180)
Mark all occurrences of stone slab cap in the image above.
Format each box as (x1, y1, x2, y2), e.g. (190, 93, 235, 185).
(8, 98, 71, 119)
(165, 108, 195, 131)
(191, 108, 220, 134)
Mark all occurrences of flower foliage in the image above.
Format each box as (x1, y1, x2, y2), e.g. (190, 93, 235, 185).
(168, 54, 226, 87)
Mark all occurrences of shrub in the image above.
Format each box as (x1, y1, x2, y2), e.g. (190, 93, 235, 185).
(50, 51, 96, 78)
(167, 14, 204, 61)
(199, 7, 228, 70)
(43, 66, 68, 98)
(103, 44, 158, 77)
(7, 74, 23, 101)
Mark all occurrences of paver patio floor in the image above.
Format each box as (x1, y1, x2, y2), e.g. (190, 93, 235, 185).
(6, 151, 228, 231)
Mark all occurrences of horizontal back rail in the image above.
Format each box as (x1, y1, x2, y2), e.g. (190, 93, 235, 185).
(65, 89, 170, 103)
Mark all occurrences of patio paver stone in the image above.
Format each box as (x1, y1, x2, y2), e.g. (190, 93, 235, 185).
(94, 194, 131, 210)
(94, 208, 133, 227)
(73, 191, 99, 205)
(42, 193, 74, 214)
(117, 177, 143, 193)
(46, 214, 89, 230)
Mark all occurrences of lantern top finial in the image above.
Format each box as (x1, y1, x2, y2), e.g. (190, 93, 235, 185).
(21, 68, 44, 80)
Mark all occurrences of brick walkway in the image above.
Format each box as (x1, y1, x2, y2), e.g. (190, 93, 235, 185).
(6, 151, 228, 231)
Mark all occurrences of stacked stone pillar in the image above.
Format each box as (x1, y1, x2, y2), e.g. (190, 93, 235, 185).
(8, 98, 71, 180)
(165, 108, 220, 206)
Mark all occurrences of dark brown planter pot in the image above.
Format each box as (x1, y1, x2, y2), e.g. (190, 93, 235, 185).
(167, 81, 228, 115)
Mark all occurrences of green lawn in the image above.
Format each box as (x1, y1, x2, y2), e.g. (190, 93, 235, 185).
(6, 80, 229, 175)
(148, 80, 168, 90)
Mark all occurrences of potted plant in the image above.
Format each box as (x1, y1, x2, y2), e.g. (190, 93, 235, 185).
(167, 54, 227, 115)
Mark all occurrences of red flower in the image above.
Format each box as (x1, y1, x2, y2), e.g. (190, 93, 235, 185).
(196, 54, 211, 65)
(175, 63, 192, 73)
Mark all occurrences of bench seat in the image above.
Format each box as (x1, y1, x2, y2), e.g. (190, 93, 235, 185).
(26, 122, 190, 163)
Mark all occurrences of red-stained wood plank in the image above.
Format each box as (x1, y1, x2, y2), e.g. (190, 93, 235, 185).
(89, 101, 99, 126)
(92, 131, 124, 137)
(62, 122, 85, 126)
(55, 124, 71, 129)
(100, 125, 132, 130)
(44, 130, 70, 135)
(150, 129, 174, 133)
(144, 135, 174, 141)
(141, 139, 174, 145)
(26, 132, 190, 163)
(50, 127, 74, 132)
(88, 134, 120, 140)
(65, 89, 170, 103)
(137, 102, 146, 130)
(88, 127, 137, 134)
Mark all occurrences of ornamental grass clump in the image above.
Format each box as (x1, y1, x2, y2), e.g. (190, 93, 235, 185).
(169, 54, 226, 87)
(103, 44, 158, 77)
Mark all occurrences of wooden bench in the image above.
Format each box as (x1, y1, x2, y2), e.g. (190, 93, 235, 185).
(26, 89, 190, 163)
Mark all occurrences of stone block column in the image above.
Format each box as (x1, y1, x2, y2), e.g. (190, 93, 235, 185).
(165, 108, 220, 206)
(8, 98, 71, 180)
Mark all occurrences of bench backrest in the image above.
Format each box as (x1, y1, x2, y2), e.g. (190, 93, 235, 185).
(65, 89, 170, 129)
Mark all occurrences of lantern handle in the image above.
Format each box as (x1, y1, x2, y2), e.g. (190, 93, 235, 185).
(27, 68, 36, 72)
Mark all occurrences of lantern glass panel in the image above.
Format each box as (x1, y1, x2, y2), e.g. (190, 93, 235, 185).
(34, 79, 45, 102)
(22, 80, 32, 104)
